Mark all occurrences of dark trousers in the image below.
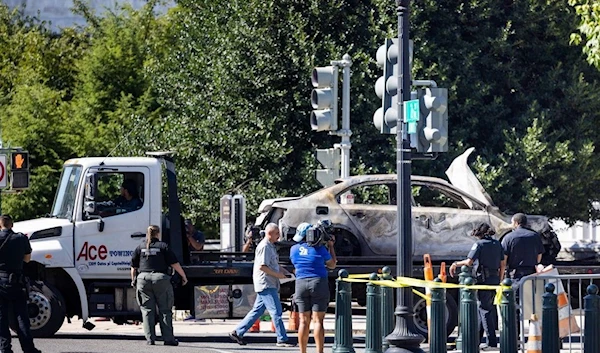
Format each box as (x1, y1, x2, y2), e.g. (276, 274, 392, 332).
(477, 289, 498, 346)
(0, 280, 37, 353)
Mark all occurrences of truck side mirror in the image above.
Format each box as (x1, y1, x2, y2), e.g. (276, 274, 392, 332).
(84, 172, 98, 216)
(85, 172, 98, 201)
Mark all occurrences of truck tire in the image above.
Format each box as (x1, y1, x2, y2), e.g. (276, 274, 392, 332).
(412, 292, 458, 339)
(10, 281, 66, 337)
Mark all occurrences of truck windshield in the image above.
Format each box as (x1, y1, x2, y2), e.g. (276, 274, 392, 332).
(50, 165, 82, 220)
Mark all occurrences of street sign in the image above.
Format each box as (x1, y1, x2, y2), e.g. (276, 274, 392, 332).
(404, 99, 420, 123)
(0, 155, 6, 188)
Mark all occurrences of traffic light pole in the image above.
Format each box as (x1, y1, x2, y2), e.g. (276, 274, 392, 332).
(384, 0, 425, 352)
(332, 54, 353, 179)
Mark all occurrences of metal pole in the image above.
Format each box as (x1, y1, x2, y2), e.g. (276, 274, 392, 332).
(584, 284, 600, 353)
(460, 278, 478, 353)
(542, 283, 559, 353)
(366, 273, 383, 353)
(384, 0, 424, 352)
(381, 267, 395, 351)
(430, 278, 447, 353)
(339, 54, 352, 179)
(333, 269, 355, 353)
(499, 278, 517, 353)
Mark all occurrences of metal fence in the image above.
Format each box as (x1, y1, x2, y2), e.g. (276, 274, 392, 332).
(518, 272, 600, 353)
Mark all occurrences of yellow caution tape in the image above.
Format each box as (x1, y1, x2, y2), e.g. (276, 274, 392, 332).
(340, 273, 512, 306)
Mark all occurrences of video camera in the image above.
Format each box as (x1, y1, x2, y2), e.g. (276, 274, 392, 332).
(305, 220, 334, 247)
(246, 224, 265, 244)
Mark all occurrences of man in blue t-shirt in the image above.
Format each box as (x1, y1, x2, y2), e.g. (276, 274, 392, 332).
(290, 223, 336, 353)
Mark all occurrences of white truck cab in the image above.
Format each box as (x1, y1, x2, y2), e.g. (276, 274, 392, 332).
(13, 154, 185, 337)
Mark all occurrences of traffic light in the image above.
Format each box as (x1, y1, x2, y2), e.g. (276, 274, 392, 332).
(373, 39, 399, 134)
(315, 148, 340, 187)
(310, 66, 338, 132)
(10, 151, 30, 189)
(11, 151, 29, 170)
(416, 88, 448, 152)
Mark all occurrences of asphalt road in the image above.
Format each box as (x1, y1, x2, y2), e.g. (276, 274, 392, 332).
(6, 335, 367, 353)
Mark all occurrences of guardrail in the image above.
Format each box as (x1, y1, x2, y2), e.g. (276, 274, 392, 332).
(518, 272, 600, 353)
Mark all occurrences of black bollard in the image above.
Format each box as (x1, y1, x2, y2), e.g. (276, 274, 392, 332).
(366, 273, 382, 353)
(460, 277, 478, 353)
(584, 284, 600, 353)
(430, 277, 447, 353)
(333, 269, 355, 353)
(542, 283, 559, 353)
(455, 265, 472, 351)
(500, 278, 517, 353)
(380, 266, 394, 351)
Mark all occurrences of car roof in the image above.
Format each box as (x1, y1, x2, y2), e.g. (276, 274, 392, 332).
(332, 174, 452, 187)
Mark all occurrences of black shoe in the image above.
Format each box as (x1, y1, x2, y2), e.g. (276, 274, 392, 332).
(164, 340, 179, 346)
(147, 340, 155, 345)
(229, 331, 247, 345)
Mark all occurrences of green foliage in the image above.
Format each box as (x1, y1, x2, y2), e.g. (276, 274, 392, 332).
(570, 0, 600, 69)
(2, 0, 600, 230)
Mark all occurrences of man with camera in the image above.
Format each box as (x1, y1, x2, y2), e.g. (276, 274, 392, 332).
(0, 215, 42, 353)
(290, 221, 337, 353)
(229, 223, 295, 347)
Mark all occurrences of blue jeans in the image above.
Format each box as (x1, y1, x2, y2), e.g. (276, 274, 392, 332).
(235, 288, 288, 343)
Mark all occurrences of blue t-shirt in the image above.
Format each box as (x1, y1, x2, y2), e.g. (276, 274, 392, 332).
(290, 243, 332, 279)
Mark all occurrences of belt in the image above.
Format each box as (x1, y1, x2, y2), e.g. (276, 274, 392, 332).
(140, 271, 168, 274)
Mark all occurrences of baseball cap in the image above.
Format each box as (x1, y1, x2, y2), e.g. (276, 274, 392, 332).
(184, 219, 193, 226)
(293, 223, 311, 242)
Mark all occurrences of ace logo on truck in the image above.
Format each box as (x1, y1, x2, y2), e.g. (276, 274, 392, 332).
(77, 241, 108, 261)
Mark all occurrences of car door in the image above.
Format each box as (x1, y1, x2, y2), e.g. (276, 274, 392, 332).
(412, 180, 491, 260)
(339, 182, 398, 256)
(75, 167, 150, 279)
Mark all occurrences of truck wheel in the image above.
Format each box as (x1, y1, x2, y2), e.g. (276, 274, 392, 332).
(412, 292, 458, 339)
(11, 281, 66, 337)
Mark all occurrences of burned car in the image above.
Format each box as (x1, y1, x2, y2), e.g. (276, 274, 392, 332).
(257, 148, 561, 265)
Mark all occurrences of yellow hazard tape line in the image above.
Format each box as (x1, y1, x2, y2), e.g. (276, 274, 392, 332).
(341, 274, 510, 305)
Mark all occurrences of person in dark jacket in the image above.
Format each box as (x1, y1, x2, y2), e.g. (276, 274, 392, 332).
(502, 213, 544, 283)
(0, 215, 41, 353)
(131, 225, 188, 346)
(450, 223, 505, 350)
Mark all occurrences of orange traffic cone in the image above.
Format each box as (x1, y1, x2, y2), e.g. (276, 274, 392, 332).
(249, 318, 261, 332)
(526, 314, 541, 353)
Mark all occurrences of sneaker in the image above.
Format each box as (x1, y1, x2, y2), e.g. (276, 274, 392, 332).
(147, 340, 155, 345)
(229, 331, 247, 345)
(275, 341, 296, 347)
(479, 343, 498, 351)
(164, 340, 179, 346)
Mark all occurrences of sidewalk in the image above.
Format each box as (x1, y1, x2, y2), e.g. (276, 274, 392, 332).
(57, 312, 367, 337)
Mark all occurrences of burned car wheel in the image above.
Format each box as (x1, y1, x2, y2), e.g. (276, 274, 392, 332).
(333, 230, 361, 257)
(412, 292, 458, 339)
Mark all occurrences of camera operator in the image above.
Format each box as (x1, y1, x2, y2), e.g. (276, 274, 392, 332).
(290, 222, 337, 353)
(242, 224, 261, 253)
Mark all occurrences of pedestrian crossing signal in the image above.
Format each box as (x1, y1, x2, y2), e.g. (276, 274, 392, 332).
(11, 152, 29, 170)
(11, 170, 29, 189)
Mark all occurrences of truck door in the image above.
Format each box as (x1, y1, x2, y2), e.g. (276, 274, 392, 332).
(75, 167, 150, 279)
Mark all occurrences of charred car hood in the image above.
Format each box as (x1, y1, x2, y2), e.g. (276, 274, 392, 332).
(445, 147, 495, 207)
